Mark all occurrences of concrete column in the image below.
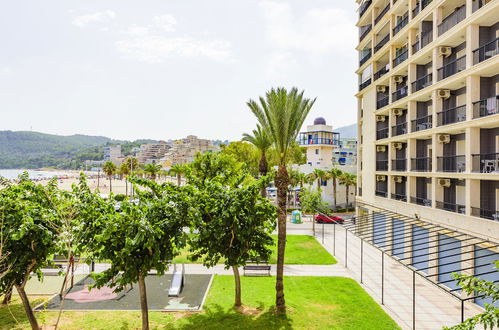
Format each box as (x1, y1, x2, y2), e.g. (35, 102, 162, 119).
(465, 0, 474, 17)
(432, 89, 442, 128)
(466, 75, 480, 120)
(408, 176, 416, 203)
(408, 63, 417, 94)
(408, 28, 418, 57)
(431, 177, 437, 209)
(433, 6, 443, 40)
(466, 126, 480, 173)
(432, 47, 441, 84)
(408, 0, 418, 20)
(466, 179, 480, 216)
(407, 137, 417, 171)
(466, 24, 479, 68)
(408, 100, 417, 132)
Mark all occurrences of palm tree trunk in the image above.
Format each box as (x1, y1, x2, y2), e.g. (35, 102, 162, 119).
(346, 185, 350, 211)
(177, 174, 181, 187)
(333, 179, 337, 211)
(109, 177, 112, 193)
(232, 266, 242, 307)
(274, 164, 288, 313)
(317, 179, 320, 192)
(259, 154, 268, 198)
(138, 274, 149, 330)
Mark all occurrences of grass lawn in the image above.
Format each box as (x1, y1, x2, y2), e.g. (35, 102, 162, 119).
(0, 276, 399, 329)
(174, 235, 336, 265)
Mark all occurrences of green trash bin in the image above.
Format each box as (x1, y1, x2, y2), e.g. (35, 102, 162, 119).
(291, 210, 302, 224)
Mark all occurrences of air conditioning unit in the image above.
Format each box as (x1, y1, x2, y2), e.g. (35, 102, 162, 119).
(438, 178, 451, 187)
(438, 89, 451, 99)
(394, 142, 403, 150)
(376, 85, 387, 93)
(376, 115, 386, 122)
(393, 108, 404, 116)
(394, 76, 404, 83)
(438, 46, 452, 57)
(376, 175, 386, 182)
(393, 176, 403, 183)
(376, 145, 387, 152)
(437, 134, 451, 144)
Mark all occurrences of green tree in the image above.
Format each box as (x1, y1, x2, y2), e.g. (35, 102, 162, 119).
(339, 172, 356, 211)
(102, 161, 117, 192)
(299, 187, 328, 214)
(247, 87, 315, 313)
(221, 141, 260, 176)
(143, 163, 162, 180)
(308, 168, 328, 192)
(168, 164, 187, 187)
(187, 152, 248, 188)
(328, 168, 344, 211)
(243, 125, 272, 197)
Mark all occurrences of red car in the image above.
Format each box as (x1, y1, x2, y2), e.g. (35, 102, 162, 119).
(314, 214, 344, 224)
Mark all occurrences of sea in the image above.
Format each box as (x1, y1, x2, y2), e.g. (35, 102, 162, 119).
(0, 169, 73, 180)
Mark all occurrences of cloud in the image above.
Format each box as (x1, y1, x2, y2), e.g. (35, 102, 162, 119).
(0, 66, 12, 74)
(153, 14, 177, 32)
(265, 51, 299, 80)
(72, 10, 116, 28)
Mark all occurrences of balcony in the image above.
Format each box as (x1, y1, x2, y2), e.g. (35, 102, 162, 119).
(411, 73, 432, 93)
(376, 127, 389, 139)
(438, 6, 466, 36)
(392, 122, 407, 136)
(411, 157, 432, 172)
(359, 24, 372, 42)
(359, 0, 373, 19)
(411, 115, 432, 132)
(359, 78, 372, 91)
(375, 4, 390, 26)
(376, 160, 389, 171)
(473, 0, 492, 13)
(437, 56, 466, 81)
(472, 153, 499, 173)
(410, 196, 432, 207)
(392, 158, 407, 171)
(412, 0, 432, 18)
(471, 207, 499, 221)
(374, 34, 390, 53)
(392, 86, 408, 102)
(420, 30, 433, 49)
(299, 137, 340, 146)
(436, 201, 465, 214)
(393, 49, 408, 67)
(377, 95, 389, 109)
(473, 96, 499, 118)
(473, 37, 499, 64)
(393, 15, 408, 36)
(412, 40, 420, 54)
(374, 66, 389, 80)
(437, 155, 466, 172)
(391, 193, 407, 202)
(376, 190, 388, 197)
(437, 105, 466, 126)
(359, 51, 372, 66)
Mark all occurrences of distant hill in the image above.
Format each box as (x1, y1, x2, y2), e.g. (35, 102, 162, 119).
(334, 124, 357, 139)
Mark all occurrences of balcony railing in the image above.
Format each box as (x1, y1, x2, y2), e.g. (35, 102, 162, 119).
(359, 51, 372, 66)
(359, 0, 373, 18)
(412, 40, 420, 54)
(377, 95, 389, 109)
(392, 158, 407, 171)
(411, 73, 432, 92)
(473, 96, 499, 118)
(411, 115, 432, 132)
(374, 34, 390, 53)
(393, 49, 408, 67)
(299, 138, 340, 146)
(376, 190, 388, 198)
(391, 193, 407, 202)
(472, 0, 491, 13)
(359, 24, 372, 42)
(359, 78, 372, 91)
(376, 160, 389, 171)
(375, 4, 390, 25)
(438, 6, 466, 36)
(421, 29, 433, 49)
(471, 153, 499, 173)
(437, 105, 466, 126)
(411, 157, 432, 172)
(413, 0, 432, 18)
(392, 122, 407, 136)
(471, 207, 499, 221)
(393, 15, 409, 36)
(376, 127, 389, 139)
(473, 37, 499, 64)
(374, 66, 389, 80)
(410, 196, 432, 207)
(436, 201, 466, 214)
(437, 155, 466, 172)
(392, 86, 408, 102)
(437, 55, 466, 80)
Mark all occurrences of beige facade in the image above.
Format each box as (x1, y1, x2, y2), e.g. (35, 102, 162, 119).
(160, 135, 219, 167)
(356, 0, 499, 239)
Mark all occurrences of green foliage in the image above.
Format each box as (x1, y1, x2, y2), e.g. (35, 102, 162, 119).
(102, 161, 117, 177)
(299, 187, 328, 214)
(143, 163, 162, 180)
(221, 141, 260, 176)
(187, 153, 249, 188)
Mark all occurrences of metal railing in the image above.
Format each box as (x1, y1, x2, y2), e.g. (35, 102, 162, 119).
(375, 4, 390, 25)
(359, 24, 372, 42)
(377, 95, 389, 109)
(391, 193, 407, 202)
(376, 127, 389, 139)
(412, 40, 420, 54)
(376, 160, 389, 171)
(411, 115, 432, 132)
(436, 201, 466, 214)
(473, 96, 499, 118)
(375, 190, 388, 197)
(413, 0, 432, 18)
(471, 207, 499, 221)
(438, 6, 466, 36)
(437, 55, 466, 80)
(411, 73, 432, 92)
(359, 0, 372, 18)
(411, 157, 432, 172)
(392, 122, 407, 136)
(437, 155, 466, 172)
(392, 158, 407, 171)
(393, 15, 408, 36)
(471, 152, 499, 173)
(359, 78, 372, 91)
(374, 66, 389, 80)
(473, 0, 491, 12)
(374, 34, 390, 53)
(393, 49, 408, 67)
(392, 86, 408, 101)
(410, 196, 432, 207)
(299, 138, 341, 146)
(421, 29, 433, 49)
(359, 51, 372, 66)
(473, 37, 499, 64)
(437, 105, 466, 126)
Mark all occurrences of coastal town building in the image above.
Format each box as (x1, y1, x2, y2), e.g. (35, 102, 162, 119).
(333, 138, 358, 166)
(137, 142, 170, 164)
(355, 0, 498, 311)
(160, 135, 219, 167)
(103, 145, 122, 164)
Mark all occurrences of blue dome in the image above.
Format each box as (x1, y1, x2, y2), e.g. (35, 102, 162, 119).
(314, 117, 326, 125)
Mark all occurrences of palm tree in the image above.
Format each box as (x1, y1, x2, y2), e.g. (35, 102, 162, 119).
(247, 87, 315, 313)
(102, 161, 117, 192)
(328, 167, 344, 211)
(308, 168, 328, 192)
(243, 125, 272, 197)
(339, 172, 357, 211)
(168, 164, 186, 187)
(143, 163, 162, 180)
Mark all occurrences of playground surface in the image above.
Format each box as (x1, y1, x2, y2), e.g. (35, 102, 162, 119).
(35, 274, 212, 312)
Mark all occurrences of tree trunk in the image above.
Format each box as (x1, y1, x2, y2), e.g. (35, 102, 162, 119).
(232, 266, 242, 307)
(346, 185, 350, 211)
(17, 284, 39, 330)
(317, 179, 320, 192)
(109, 177, 112, 193)
(125, 178, 128, 196)
(259, 154, 268, 198)
(274, 164, 288, 314)
(138, 275, 149, 330)
(333, 179, 337, 211)
(177, 174, 181, 187)
(1, 286, 12, 304)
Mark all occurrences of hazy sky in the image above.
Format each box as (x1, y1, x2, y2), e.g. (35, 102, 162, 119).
(0, 0, 358, 141)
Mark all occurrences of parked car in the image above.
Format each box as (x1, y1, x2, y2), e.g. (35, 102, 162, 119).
(314, 214, 344, 224)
